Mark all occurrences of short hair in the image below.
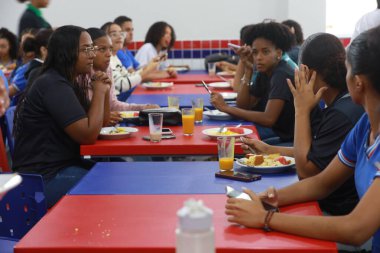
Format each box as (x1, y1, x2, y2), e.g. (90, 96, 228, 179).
(347, 25, 380, 94)
(144, 21, 176, 50)
(87, 27, 106, 42)
(0, 27, 18, 60)
(114, 16, 132, 26)
(240, 24, 254, 45)
(282, 19, 304, 45)
(245, 22, 293, 52)
(299, 33, 347, 91)
(100, 22, 112, 33)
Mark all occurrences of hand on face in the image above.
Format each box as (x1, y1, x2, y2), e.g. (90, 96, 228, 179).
(287, 64, 327, 113)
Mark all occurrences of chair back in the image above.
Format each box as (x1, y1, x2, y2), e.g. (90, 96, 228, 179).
(4, 106, 15, 157)
(0, 173, 47, 239)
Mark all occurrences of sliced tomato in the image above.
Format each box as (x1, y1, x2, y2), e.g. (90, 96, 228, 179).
(275, 156, 291, 165)
(227, 127, 245, 134)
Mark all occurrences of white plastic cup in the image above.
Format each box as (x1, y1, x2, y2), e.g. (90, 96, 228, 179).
(148, 113, 163, 142)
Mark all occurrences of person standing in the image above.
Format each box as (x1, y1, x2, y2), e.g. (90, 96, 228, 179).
(17, 0, 51, 37)
(351, 0, 380, 40)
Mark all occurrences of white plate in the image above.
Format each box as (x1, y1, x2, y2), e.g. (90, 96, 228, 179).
(142, 82, 173, 89)
(236, 157, 295, 174)
(120, 111, 139, 119)
(217, 71, 235, 77)
(168, 66, 189, 73)
(99, 127, 138, 140)
(207, 82, 231, 89)
(203, 110, 232, 120)
(0, 174, 22, 200)
(220, 92, 237, 101)
(202, 127, 252, 138)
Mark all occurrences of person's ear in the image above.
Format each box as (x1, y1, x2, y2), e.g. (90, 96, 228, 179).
(276, 49, 282, 61)
(354, 75, 365, 92)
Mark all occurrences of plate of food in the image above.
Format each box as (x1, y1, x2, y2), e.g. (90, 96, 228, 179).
(207, 82, 231, 89)
(99, 127, 138, 140)
(236, 154, 295, 173)
(217, 71, 235, 77)
(142, 82, 173, 89)
(167, 65, 190, 73)
(203, 110, 232, 120)
(120, 111, 139, 119)
(202, 127, 252, 138)
(220, 92, 237, 101)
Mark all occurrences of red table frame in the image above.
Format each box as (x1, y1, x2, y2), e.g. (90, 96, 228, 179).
(15, 195, 337, 253)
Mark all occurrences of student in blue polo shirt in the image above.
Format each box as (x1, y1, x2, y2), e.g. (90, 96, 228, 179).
(225, 26, 380, 252)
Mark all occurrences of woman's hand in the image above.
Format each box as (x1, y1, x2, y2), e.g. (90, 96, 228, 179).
(92, 71, 111, 94)
(236, 45, 254, 71)
(225, 188, 267, 228)
(287, 64, 327, 114)
(258, 186, 279, 208)
(107, 111, 123, 126)
(210, 92, 228, 111)
(240, 137, 272, 154)
(166, 68, 177, 78)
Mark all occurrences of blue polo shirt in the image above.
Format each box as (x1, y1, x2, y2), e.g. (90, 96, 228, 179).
(117, 49, 140, 70)
(338, 113, 380, 252)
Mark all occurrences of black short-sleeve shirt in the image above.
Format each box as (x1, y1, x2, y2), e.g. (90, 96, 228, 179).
(13, 69, 87, 181)
(308, 93, 364, 215)
(249, 60, 295, 140)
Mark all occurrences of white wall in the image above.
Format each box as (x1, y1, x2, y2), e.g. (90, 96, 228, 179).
(1, 0, 326, 40)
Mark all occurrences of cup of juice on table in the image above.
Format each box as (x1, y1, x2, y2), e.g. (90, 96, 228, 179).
(148, 113, 163, 142)
(192, 98, 204, 123)
(217, 136, 235, 171)
(181, 108, 195, 136)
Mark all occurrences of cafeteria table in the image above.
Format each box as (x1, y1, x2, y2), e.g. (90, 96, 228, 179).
(80, 125, 259, 158)
(14, 194, 337, 253)
(69, 161, 298, 195)
(127, 93, 214, 108)
(152, 70, 224, 84)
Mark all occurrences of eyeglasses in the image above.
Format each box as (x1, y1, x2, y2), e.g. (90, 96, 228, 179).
(97, 46, 113, 54)
(108, 31, 127, 38)
(79, 46, 98, 57)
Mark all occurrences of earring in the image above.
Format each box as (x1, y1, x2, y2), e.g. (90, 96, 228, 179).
(277, 56, 281, 60)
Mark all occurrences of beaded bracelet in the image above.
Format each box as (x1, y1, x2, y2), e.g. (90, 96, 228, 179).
(263, 209, 275, 232)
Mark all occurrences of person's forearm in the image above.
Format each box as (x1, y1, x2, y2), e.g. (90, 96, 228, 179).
(222, 106, 274, 127)
(102, 90, 110, 126)
(293, 111, 321, 178)
(87, 90, 107, 139)
(144, 70, 170, 80)
(232, 61, 247, 91)
(236, 70, 254, 109)
(270, 146, 294, 157)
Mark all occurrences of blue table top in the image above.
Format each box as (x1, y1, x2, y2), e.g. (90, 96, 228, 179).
(69, 162, 297, 195)
(127, 94, 213, 108)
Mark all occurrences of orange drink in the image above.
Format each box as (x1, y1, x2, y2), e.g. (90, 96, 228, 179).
(217, 136, 235, 171)
(219, 157, 234, 171)
(194, 107, 203, 122)
(192, 98, 204, 123)
(181, 108, 195, 136)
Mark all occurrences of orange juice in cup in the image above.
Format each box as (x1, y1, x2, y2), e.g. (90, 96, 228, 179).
(219, 157, 234, 171)
(217, 137, 235, 171)
(181, 108, 195, 136)
(192, 98, 204, 123)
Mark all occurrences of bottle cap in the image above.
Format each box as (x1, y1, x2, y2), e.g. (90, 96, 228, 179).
(177, 199, 213, 232)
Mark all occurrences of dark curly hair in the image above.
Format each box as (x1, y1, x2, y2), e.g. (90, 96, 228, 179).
(347, 25, 380, 94)
(0, 27, 18, 60)
(282, 19, 304, 45)
(299, 33, 347, 92)
(144, 21, 176, 50)
(244, 22, 293, 52)
(114, 16, 132, 26)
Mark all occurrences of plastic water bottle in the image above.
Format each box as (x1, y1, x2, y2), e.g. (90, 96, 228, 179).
(176, 199, 215, 253)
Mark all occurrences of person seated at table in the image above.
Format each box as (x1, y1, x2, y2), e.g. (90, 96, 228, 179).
(211, 22, 295, 144)
(102, 22, 162, 100)
(12, 25, 111, 208)
(0, 28, 18, 78)
(135, 21, 177, 75)
(85, 27, 159, 125)
(281, 19, 304, 63)
(225, 26, 380, 252)
(242, 33, 364, 215)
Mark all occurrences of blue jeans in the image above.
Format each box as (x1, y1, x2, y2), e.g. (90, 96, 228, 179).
(45, 166, 88, 208)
